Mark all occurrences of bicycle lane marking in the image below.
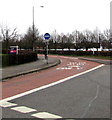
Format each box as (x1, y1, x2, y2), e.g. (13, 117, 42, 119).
(2, 57, 98, 99)
(0, 64, 104, 103)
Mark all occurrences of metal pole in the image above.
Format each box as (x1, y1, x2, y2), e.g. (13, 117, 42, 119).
(32, 6, 44, 51)
(33, 6, 34, 28)
(32, 6, 35, 51)
(46, 41, 48, 64)
(16, 46, 19, 64)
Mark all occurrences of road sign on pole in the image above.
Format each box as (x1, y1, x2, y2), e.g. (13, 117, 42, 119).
(44, 33, 50, 64)
(44, 33, 50, 40)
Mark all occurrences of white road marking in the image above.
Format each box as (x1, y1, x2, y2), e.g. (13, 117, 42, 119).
(11, 106, 37, 113)
(0, 101, 17, 107)
(57, 67, 72, 70)
(57, 62, 86, 70)
(1, 102, 62, 118)
(31, 112, 62, 118)
(0, 64, 104, 103)
(59, 56, 78, 60)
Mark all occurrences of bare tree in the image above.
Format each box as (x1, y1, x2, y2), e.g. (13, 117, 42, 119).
(72, 30, 79, 45)
(65, 34, 74, 50)
(22, 26, 39, 50)
(101, 29, 112, 49)
(103, 29, 110, 40)
(51, 29, 58, 43)
(1, 26, 18, 53)
(93, 27, 101, 43)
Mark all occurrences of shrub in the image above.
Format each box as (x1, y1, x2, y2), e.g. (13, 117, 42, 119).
(2, 54, 9, 67)
(45, 50, 112, 57)
(2, 51, 38, 67)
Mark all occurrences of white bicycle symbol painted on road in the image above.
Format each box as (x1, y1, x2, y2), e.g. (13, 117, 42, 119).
(56, 62, 87, 70)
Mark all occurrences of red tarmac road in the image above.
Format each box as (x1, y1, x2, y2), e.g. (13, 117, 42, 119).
(2, 55, 101, 99)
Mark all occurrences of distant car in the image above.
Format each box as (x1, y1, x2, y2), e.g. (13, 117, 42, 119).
(102, 49, 109, 51)
(77, 49, 86, 51)
(10, 48, 17, 54)
(10, 46, 19, 54)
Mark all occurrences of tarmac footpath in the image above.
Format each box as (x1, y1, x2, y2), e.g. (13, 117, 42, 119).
(78, 57, 112, 65)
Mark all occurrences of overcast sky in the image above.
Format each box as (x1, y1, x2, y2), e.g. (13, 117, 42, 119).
(0, 0, 111, 35)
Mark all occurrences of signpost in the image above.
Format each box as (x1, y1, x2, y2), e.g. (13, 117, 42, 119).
(44, 33, 50, 64)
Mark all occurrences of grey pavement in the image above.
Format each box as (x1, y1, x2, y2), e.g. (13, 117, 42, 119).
(79, 57, 112, 65)
(2, 56, 61, 80)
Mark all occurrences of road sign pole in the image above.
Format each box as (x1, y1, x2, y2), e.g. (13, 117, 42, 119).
(44, 33, 50, 64)
(46, 42, 48, 64)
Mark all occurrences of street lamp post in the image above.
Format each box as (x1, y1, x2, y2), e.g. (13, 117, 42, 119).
(32, 6, 44, 51)
(32, 6, 35, 51)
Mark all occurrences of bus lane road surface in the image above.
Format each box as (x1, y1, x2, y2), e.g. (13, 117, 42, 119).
(0, 55, 110, 119)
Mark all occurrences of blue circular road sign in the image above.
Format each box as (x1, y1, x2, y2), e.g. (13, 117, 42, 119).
(44, 33, 50, 40)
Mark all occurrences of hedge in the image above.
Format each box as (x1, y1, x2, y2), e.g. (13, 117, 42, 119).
(2, 51, 38, 67)
(38, 50, 112, 56)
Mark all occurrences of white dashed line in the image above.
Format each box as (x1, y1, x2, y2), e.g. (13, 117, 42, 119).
(0, 101, 17, 108)
(1, 102, 62, 118)
(11, 106, 37, 113)
(31, 112, 62, 118)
